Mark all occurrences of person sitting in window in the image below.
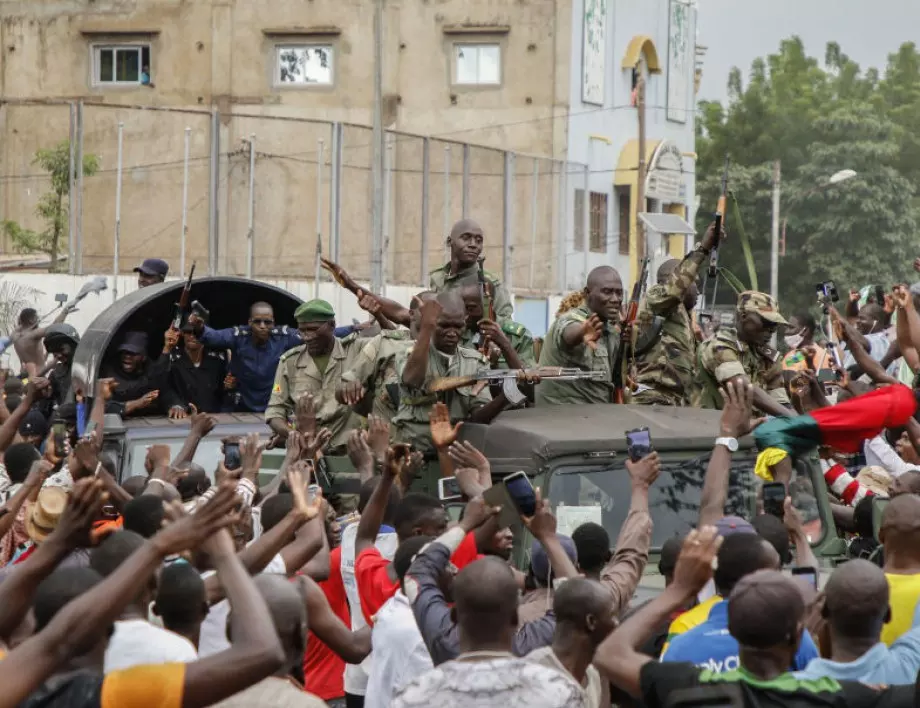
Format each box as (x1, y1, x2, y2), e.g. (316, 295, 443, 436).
(141, 65, 155, 88)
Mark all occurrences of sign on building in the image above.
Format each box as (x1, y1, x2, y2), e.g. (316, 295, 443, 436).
(582, 0, 607, 105)
(645, 141, 686, 204)
(667, 0, 692, 123)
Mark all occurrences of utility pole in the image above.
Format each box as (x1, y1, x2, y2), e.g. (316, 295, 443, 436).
(370, 0, 385, 293)
(635, 57, 647, 262)
(770, 159, 781, 301)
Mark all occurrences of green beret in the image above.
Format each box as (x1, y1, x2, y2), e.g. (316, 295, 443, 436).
(294, 299, 335, 323)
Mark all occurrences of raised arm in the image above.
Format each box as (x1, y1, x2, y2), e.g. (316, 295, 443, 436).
(0, 460, 48, 543)
(522, 489, 579, 581)
(0, 483, 240, 708)
(600, 453, 657, 613)
(594, 527, 721, 698)
(171, 412, 218, 467)
(401, 300, 439, 390)
(354, 445, 402, 555)
(0, 378, 50, 453)
(297, 574, 372, 664)
(699, 381, 765, 527)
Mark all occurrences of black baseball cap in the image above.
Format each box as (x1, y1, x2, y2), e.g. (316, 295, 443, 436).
(117, 331, 149, 355)
(18, 409, 49, 439)
(133, 258, 169, 277)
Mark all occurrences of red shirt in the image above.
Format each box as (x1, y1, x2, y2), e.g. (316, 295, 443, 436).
(355, 531, 479, 626)
(303, 546, 349, 701)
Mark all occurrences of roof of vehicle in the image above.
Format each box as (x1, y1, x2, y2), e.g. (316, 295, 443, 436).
(463, 404, 754, 474)
(71, 276, 303, 389)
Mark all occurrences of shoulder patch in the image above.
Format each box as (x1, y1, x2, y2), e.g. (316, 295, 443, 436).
(457, 345, 487, 362)
(274, 325, 290, 335)
(340, 332, 359, 344)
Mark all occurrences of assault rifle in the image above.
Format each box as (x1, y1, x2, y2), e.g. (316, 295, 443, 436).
(612, 256, 650, 403)
(429, 367, 605, 406)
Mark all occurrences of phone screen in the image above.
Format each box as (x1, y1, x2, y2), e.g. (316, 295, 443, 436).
(503, 472, 537, 517)
(792, 566, 819, 590)
(438, 476, 463, 501)
(224, 443, 242, 471)
(626, 427, 652, 462)
(763, 482, 786, 518)
(52, 422, 66, 450)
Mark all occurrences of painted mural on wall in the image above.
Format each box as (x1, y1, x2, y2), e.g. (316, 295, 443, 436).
(582, 0, 607, 105)
(667, 0, 692, 123)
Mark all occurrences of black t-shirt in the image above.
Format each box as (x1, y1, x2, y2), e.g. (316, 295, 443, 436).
(639, 661, 914, 708)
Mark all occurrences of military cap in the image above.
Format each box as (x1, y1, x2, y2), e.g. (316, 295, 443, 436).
(737, 291, 788, 326)
(294, 299, 335, 323)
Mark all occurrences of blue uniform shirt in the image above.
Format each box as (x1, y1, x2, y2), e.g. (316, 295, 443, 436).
(662, 599, 819, 674)
(198, 324, 302, 412)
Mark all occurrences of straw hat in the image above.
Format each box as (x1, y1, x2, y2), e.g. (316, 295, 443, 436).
(855, 466, 892, 498)
(26, 487, 67, 544)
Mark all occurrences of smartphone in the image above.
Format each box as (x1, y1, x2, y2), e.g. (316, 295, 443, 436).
(83, 420, 97, 438)
(763, 482, 786, 518)
(224, 442, 242, 471)
(438, 476, 463, 502)
(52, 422, 66, 451)
(483, 484, 521, 529)
(503, 471, 537, 517)
(307, 484, 321, 504)
(791, 566, 819, 590)
(626, 427, 652, 462)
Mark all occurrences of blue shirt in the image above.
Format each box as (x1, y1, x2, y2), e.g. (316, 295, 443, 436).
(198, 325, 302, 412)
(662, 599, 819, 674)
(334, 325, 358, 338)
(795, 600, 920, 685)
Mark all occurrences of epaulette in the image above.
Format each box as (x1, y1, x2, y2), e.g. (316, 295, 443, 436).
(208, 350, 226, 361)
(458, 345, 488, 363)
(279, 344, 305, 363)
(233, 326, 245, 337)
(382, 329, 410, 340)
(273, 325, 290, 336)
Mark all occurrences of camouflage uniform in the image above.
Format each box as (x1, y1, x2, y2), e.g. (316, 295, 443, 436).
(429, 262, 514, 321)
(392, 344, 492, 456)
(536, 306, 619, 405)
(632, 249, 706, 406)
(341, 329, 413, 423)
(460, 321, 537, 369)
(696, 291, 790, 410)
(265, 333, 365, 451)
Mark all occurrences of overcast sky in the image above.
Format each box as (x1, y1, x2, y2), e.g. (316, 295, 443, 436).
(697, 0, 920, 103)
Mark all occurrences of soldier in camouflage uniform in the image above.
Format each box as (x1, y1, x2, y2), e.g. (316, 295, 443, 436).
(265, 299, 365, 451)
(696, 290, 794, 416)
(337, 292, 436, 423)
(536, 266, 624, 405)
(458, 283, 536, 369)
(632, 224, 721, 406)
(393, 292, 510, 455)
(429, 218, 514, 321)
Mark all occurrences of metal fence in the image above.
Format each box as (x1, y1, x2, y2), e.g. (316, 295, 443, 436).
(0, 101, 585, 294)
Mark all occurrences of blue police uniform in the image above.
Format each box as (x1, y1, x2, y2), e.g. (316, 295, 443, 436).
(198, 324, 302, 412)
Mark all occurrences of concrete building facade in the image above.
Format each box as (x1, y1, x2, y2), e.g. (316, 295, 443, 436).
(0, 0, 701, 303)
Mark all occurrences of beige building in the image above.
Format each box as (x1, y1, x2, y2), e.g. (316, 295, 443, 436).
(0, 0, 701, 309)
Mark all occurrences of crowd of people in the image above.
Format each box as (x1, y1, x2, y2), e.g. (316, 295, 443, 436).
(2, 216, 920, 707)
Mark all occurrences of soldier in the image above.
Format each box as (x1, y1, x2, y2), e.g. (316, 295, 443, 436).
(336, 291, 437, 423)
(265, 299, 364, 452)
(429, 219, 513, 321)
(190, 301, 303, 413)
(392, 292, 511, 455)
(458, 284, 535, 369)
(536, 266, 623, 405)
(632, 223, 722, 406)
(696, 291, 794, 416)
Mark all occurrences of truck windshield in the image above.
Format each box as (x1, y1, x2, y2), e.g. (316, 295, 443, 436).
(547, 453, 825, 549)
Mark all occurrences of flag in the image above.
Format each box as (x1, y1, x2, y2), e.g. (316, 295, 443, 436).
(753, 385, 917, 480)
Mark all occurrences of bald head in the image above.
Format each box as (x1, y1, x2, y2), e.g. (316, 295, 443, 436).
(728, 569, 805, 650)
(584, 266, 624, 323)
(453, 557, 519, 650)
(448, 219, 484, 266)
(245, 574, 306, 663)
(410, 290, 436, 310)
(880, 493, 920, 548)
(553, 577, 616, 644)
(436, 290, 466, 318)
(889, 470, 920, 497)
(824, 559, 889, 640)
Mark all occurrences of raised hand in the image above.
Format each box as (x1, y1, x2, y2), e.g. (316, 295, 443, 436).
(51, 477, 108, 548)
(356, 288, 382, 315)
(521, 488, 556, 540)
(429, 402, 462, 449)
(23, 459, 53, 491)
(304, 428, 332, 462)
(459, 496, 501, 533)
(626, 451, 661, 490)
(240, 433, 263, 481)
(190, 409, 218, 438)
(447, 441, 490, 486)
(366, 415, 390, 466)
(346, 430, 373, 471)
(701, 220, 726, 252)
(719, 380, 765, 437)
(97, 377, 118, 402)
(163, 328, 180, 352)
(320, 257, 360, 292)
(146, 444, 172, 474)
(419, 298, 442, 331)
(288, 461, 323, 522)
(580, 314, 603, 351)
(154, 481, 240, 556)
(295, 393, 317, 436)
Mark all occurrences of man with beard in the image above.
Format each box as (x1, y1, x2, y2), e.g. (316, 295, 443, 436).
(536, 266, 623, 405)
(632, 223, 722, 406)
(265, 299, 364, 452)
(429, 219, 513, 321)
(696, 291, 794, 416)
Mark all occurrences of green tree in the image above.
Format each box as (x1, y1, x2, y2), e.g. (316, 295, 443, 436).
(1, 142, 99, 272)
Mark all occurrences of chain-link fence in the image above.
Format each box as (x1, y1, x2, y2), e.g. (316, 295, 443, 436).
(0, 101, 583, 294)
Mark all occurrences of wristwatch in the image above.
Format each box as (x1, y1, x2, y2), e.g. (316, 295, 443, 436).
(714, 436, 738, 452)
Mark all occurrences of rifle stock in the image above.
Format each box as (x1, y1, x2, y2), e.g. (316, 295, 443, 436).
(612, 257, 651, 403)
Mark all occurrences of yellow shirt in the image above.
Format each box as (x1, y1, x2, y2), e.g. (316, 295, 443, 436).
(882, 573, 920, 645)
(661, 595, 721, 656)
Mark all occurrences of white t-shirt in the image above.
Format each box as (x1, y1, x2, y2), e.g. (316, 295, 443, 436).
(103, 618, 198, 673)
(197, 552, 287, 657)
(340, 521, 399, 696)
(365, 591, 433, 708)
